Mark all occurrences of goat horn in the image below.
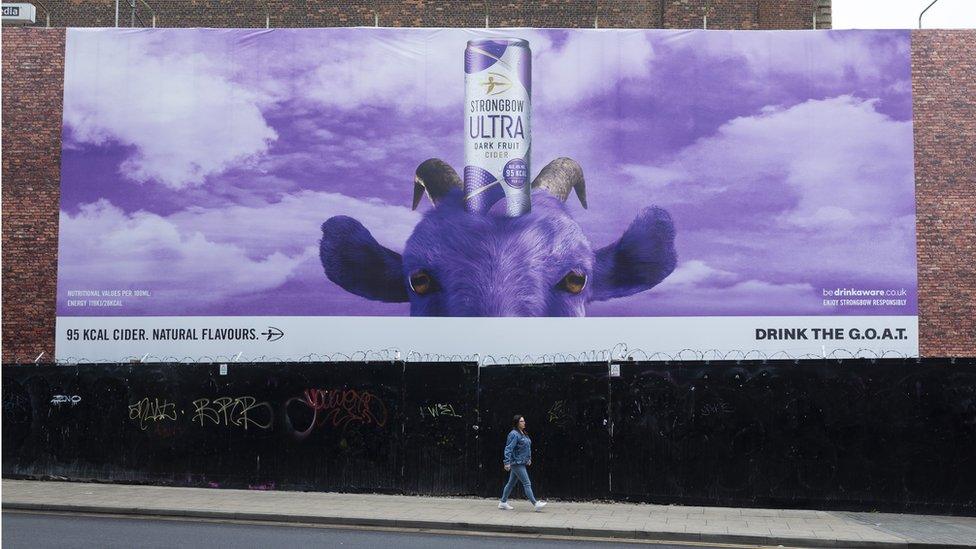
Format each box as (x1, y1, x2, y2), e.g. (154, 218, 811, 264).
(531, 157, 587, 209)
(413, 158, 463, 210)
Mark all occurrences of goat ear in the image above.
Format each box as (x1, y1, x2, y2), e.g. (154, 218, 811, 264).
(320, 216, 408, 303)
(591, 206, 676, 302)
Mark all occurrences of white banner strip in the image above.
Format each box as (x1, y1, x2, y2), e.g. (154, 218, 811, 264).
(56, 316, 919, 363)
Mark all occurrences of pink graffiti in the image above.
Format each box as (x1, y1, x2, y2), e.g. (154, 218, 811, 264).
(302, 388, 388, 428)
(286, 388, 389, 441)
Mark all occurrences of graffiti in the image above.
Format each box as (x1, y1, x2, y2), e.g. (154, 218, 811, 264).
(50, 395, 82, 407)
(285, 388, 389, 440)
(700, 400, 734, 416)
(2, 392, 31, 415)
(547, 400, 569, 426)
(420, 403, 462, 419)
(303, 389, 388, 428)
(7, 359, 975, 513)
(128, 397, 177, 431)
(191, 396, 273, 430)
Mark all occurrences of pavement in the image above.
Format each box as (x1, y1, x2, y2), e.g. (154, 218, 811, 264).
(3, 479, 975, 548)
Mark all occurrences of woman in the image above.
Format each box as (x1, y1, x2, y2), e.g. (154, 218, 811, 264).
(498, 414, 547, 511)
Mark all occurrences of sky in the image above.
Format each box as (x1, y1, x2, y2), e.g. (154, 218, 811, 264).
(833, 0, 976, 29)
(57, 28, 917, 318)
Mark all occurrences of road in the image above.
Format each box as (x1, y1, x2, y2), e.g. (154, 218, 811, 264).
(2, 511, 771, 549)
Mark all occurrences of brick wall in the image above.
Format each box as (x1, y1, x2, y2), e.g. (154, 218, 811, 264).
(913, 31, 976, 357)
(758, 0, 816, 30)
(15, 0, 824, 29)
(814, 0, 831, 29)
(1, 28, 65, 363)
(4, 25, 976, 361)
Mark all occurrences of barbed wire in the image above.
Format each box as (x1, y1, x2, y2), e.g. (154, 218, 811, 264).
(617, 347, 913, 363)
(404, 351, 480, 363)
(2, 345, 928, 367)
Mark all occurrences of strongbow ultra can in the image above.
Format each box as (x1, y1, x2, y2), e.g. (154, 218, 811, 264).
(464, 38, 531, 216)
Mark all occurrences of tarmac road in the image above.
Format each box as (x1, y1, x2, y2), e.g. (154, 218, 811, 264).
(1, 510, 778, 549)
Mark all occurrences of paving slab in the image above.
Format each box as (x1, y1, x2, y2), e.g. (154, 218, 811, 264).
(2, 479, 975, 548)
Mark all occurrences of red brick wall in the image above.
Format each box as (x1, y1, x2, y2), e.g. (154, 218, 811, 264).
(1, 28, 65, 363)
(912, 31, 976, 357)
(17, 0, 824, 29)
(4, 26, 976, 361)
(758, 0, 815, 30)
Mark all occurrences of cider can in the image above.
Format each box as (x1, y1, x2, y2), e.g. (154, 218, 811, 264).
(464, 38, 531, 216)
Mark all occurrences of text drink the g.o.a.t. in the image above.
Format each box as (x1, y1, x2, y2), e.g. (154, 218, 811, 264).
(464, 38, 531, 216)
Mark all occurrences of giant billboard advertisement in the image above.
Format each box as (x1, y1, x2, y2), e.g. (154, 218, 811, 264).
(56, 28, 917, 361)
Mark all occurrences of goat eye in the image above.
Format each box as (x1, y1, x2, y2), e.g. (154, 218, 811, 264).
(409, 270, 435, 295)
(558, 271, 587, 295)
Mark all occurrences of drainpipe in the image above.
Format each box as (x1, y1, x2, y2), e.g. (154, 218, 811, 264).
(142, 0, 156, 27)
(33, 0, 51, 27)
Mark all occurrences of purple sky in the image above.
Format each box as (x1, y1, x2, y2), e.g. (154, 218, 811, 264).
(57, 28, 916, 317)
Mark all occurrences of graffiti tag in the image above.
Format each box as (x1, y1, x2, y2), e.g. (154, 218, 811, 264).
(191, 396, 273, 430)
(3, 393, 31, 415)
(285, 388, 388, 440)
(303, 388, 388, 428)
(420, 403, 462, 419)
(700, 401, 734, 416)
(547, 400, 569, 426)
(50, 394, 82, 407)
(128, 397, 177, 431)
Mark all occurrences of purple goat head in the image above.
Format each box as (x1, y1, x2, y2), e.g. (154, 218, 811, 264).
(320, 158, 676, 316)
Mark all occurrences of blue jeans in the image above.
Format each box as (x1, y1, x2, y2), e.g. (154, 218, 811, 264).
(500, 464, 537, 504)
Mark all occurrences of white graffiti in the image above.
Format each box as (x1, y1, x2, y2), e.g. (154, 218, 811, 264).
(420, 403, 462, 419)
(50, 394, 82, 406)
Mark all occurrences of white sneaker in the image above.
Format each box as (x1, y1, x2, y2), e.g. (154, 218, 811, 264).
(498, 501, 514, 510)
(534, 501, 547, 512)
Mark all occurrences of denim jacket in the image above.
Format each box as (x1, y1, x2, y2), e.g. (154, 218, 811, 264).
(503, 429, 532, 465)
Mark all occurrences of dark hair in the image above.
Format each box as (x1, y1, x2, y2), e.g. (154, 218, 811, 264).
(512, 414, 524, 432)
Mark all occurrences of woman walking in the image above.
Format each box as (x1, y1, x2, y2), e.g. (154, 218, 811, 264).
(498, 414, 547, 511)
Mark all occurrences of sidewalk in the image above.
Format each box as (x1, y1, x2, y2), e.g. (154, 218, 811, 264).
(3, 480, 975, 548)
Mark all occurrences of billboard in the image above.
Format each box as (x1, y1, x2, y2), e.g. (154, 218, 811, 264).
(56, 28, 917, 361)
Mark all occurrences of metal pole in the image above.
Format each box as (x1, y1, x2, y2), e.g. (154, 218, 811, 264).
(919, 0, 940, 29)
(130, 0, 135, 27)
(115, 0, 119, 27)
